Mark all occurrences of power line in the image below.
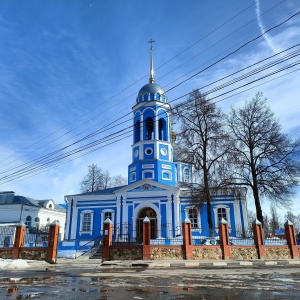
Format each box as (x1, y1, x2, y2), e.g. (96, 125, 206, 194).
(1, 54, 299, 185)
(0, 0, 289, 169)
(2, 6, 299, 177)
(2, 4, 299, 184)
(1, 44, 299, 178)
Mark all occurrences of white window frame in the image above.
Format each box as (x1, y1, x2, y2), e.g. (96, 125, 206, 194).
(130, 172, 136, 182)
(183, 167, 190, 182)
(162, 170, 172, 181)
(213, 205, 231, 231)
(100, 209, 115, 233)
(25, 216, 32, 227)
(184, 206, 201, 231)
(142, 170, 154, 179)
(79, 210, 94, 236)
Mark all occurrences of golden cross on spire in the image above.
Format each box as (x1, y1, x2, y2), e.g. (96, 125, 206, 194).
(148, 39, 155, 83)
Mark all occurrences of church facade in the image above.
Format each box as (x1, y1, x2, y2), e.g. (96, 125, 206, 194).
(64, 44, 248, 245)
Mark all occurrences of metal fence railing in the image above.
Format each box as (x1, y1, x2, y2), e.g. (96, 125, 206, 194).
(24, 226, 50, 247)
(113, 223, 141, 245)
(264, 237, 287, 246)
(0, 226, 16, 248)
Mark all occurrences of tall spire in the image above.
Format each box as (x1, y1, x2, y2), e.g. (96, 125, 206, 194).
(148, 39, 155, 83)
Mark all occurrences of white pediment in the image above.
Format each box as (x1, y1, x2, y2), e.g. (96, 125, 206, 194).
(127, 183, 166, 192)
(115, 179, 177, 194)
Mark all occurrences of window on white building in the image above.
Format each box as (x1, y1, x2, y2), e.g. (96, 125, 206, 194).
(25, 216, 31, 227)
(34, 217, 40, 228)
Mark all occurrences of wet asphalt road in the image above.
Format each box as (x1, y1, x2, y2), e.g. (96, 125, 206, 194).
(1, 261, 300, 299)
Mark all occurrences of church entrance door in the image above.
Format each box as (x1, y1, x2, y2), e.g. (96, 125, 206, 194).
(136, 207, 157, 243)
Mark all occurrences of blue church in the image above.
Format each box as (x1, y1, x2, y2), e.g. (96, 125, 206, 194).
(64, 42, 248, 245)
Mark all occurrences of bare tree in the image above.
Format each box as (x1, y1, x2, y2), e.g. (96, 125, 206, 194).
(269, 204, 280, 236)
(80, 164, 127, 193)
(173, 90, 230, 235)
(227, 92, 300, 227)
(111, 175, 127, 187)
(80, 164, 105, 193)
(285, 211, 300, 234)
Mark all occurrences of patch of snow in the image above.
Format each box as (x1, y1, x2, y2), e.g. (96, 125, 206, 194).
(0, 259, 30, 269)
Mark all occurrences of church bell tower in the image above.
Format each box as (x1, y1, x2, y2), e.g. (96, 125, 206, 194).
(128, 40, 176, 186)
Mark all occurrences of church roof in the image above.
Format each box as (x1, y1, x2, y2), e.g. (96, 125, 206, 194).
(75, 185, 128, 196)
(138, 82, 165, 96)
(0, 191, 65, 212)
(136, 82, 167, 104)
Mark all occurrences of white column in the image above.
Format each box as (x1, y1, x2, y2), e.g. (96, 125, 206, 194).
(154, 112, 158, 140)
(166, 196, 173, 238)
(70, 198, 78, 240)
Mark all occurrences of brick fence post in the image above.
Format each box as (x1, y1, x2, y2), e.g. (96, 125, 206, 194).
(46, 221, 60, 264)
(182, 218, 193, 260)
(218, 218, 231, 260)
(12, 222, 26, 259)
(142, 217, 151, 260)
(284, 220, 299, 259)
(102, 218, 113, 261)
(252, 219, 265, 259)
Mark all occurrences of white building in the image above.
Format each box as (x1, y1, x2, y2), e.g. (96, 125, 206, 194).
(0, 191, 66, 241)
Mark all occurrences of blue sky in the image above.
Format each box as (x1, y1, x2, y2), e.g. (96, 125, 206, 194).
(0, 0, 300, 219)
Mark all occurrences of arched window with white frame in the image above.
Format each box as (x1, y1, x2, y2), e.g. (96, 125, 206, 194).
(213, 205, 231, 230)
(25, 216, 32, 227)
(101, 209, 115, 233)
(183, 167, 190, 183)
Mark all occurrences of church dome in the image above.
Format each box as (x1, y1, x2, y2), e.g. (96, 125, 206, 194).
(136, 82, 167, 103)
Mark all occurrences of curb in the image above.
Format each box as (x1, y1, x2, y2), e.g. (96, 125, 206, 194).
(101, 259, 300, 268)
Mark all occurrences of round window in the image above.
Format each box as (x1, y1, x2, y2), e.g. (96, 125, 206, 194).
(160, 148, 167, 156)
(145, 147, 153, 155)
(134, 150, 139, 158)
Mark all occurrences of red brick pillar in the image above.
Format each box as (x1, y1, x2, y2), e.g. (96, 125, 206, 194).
(284, 220, 299, 259)
(46, 221, 60, 264)
(252, 219, 265, 259)
(142, 217, 151, 260)
(12, 222, 26, 259)
(218, 218, 231, 260)
(182, 218, 193, 260)
(102, 218, 113, 261)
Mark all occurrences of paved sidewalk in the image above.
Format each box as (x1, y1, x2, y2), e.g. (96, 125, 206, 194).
(25, 256, 300, 270)
(23, 256, 300, 270)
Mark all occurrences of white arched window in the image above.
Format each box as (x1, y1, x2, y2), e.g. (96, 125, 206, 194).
(142, 170, 154, 179)
(162, 170, 172, 181)
(213, 205, 231, 230)
(184, 168, 190, 182)
(79, 210, 94, 235)
(130, 172, 136, 182)
(101, 209, 115, 233)
(25, 216, 32, 227)
(34, 217, 40, 228)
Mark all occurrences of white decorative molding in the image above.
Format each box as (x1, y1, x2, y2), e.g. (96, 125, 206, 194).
(162, 164, 172, 169)
(142, 164, 154, 169)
